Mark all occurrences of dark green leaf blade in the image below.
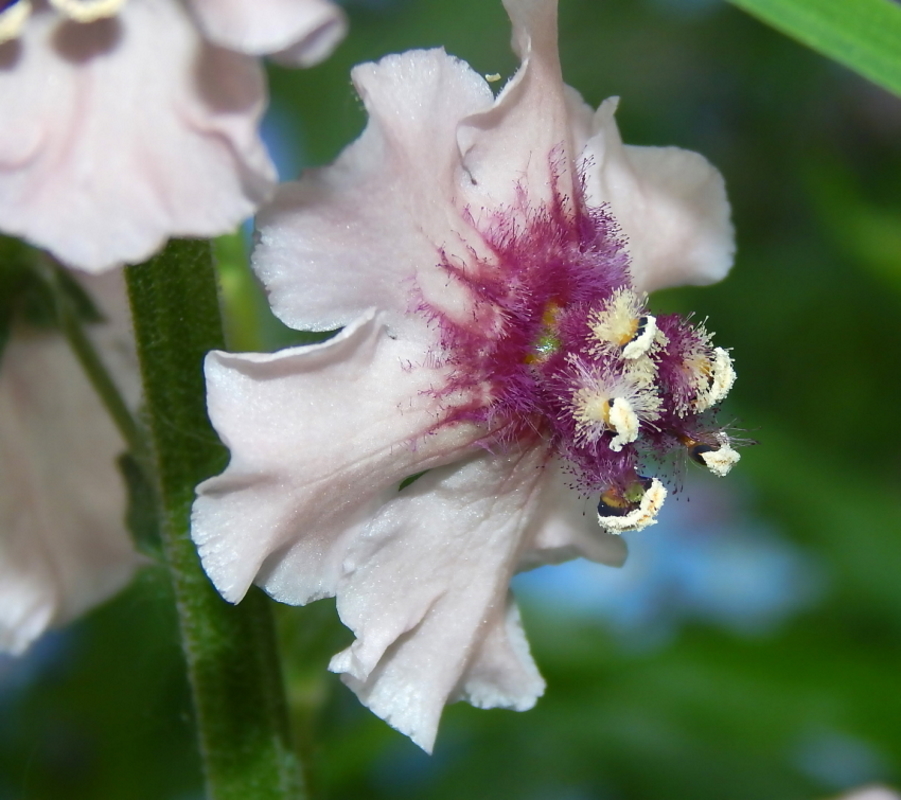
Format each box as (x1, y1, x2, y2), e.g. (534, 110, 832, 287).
(727, 0, 901, 98)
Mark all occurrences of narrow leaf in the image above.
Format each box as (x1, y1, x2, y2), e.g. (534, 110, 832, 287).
(727, 0, 901, 98)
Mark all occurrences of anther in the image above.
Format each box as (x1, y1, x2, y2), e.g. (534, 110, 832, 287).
(694, 347, 735, 412)
(597, 476, 667, 534)
(0, 0, 31, 44)
(622, 314, 658, 360)
(606, 397, 639, 452)
(50, 0, 126, 24)
(706, 347, 736, 407)
(682, 433, 741, 477)
(589, 288, 657, 359)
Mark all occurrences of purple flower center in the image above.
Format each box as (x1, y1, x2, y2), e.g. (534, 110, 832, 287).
(420, 181, 739, 532)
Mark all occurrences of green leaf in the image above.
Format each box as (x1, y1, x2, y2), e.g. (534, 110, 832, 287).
(727, 0, 901, 98)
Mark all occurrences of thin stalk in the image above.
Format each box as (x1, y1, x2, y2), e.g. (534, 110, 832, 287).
(45, 264, 147, 464)
(125, 239, 306, 800)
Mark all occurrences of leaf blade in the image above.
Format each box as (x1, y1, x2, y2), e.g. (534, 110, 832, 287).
(727, 0, 901, 98)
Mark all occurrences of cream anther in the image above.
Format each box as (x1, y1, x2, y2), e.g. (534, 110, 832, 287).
(621, 314, 658, 360)
(597, 479, 667, 534)
(706, 347, 736, 407)
(50, 0, 126, 24)
(589, 288, 655, 357)
(0, 0, 31, 44)
(699, 440, 740, 477)
(607, 397, 639, 452)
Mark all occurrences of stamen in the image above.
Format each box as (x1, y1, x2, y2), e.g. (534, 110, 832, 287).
(569, 359, 660, 451)
(621, 314, 658, 360)
(606, 397, 639, 452)
(683, 433, 741, 477)
(50, 0, 125, 23)
(597, 477, 667, 534)
(0, 0, 31, 44)
(698, 442, 740, 477)
(589, 288, 657, 359)
(704, 347, 736, 408)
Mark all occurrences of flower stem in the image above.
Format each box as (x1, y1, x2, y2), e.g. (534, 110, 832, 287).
(125, 239, 307, 800)
(45, 264, 149, 467)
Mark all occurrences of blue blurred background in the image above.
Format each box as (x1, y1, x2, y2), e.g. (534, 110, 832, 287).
(2, 0, 901, 797)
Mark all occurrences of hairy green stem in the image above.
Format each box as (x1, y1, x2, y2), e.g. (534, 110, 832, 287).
(125, 239, 306, 800)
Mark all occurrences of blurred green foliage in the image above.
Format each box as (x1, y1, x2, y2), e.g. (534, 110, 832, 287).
(2, 0, 901, 798)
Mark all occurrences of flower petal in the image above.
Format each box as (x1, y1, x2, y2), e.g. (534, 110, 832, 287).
(0, 0, 275, 272)
(518, 458, 628, 571)
(328, 447, 553, 753)
(186, 0, 346, 66)
(0, 279, 139, 654)
(579, 98, 735, 293)
(192, 311, 482, 605)
(252, 48, 495, 334)
(457, 0, 577, 207)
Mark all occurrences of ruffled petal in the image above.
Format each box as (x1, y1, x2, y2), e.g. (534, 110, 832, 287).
(457, 0, 576, 207)
(518, 458, 628, 571)
(0, 0, 275, 273)
(579, 98, 734, 293)
(186, 0, 346, 66)
(192, 311, 482, 605)
(253, 48, 494, 335)
(0, 278, 139, 654)
(328, 447, 552, 753)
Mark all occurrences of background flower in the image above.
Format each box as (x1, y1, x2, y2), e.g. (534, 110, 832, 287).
(0, 0, 346, 272)
(0, 270, 141, 654)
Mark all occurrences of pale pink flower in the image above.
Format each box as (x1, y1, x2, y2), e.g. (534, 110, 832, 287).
(0, 0, 346, 273)
(831, 788, 901, 800)
(192, 0, 736, 751)
(0, 271, 142, 654)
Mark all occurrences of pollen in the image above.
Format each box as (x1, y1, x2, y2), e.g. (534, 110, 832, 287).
(569, 359, 661, 451)
(0, 0, 31, 44)
(704, 347, 736, 409)
(699, 442, 740, 476)
(573, 390, 640, 451)
(622, 315, 658, 360)
(597, 477, 668, 534)
(684, 433, 741, 477)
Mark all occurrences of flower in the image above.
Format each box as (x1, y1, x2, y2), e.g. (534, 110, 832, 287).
(0, 270, 142, 655)
(831, 789, 901, 800)
(192, 0, 737, 751)
(0, 0, 346, 273)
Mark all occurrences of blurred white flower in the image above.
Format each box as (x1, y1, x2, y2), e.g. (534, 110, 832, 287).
(192, 0, 735, 751)
(831, 788, 901, 800)
(0, 271, 141, 654)
(0, 0, 346, 272)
